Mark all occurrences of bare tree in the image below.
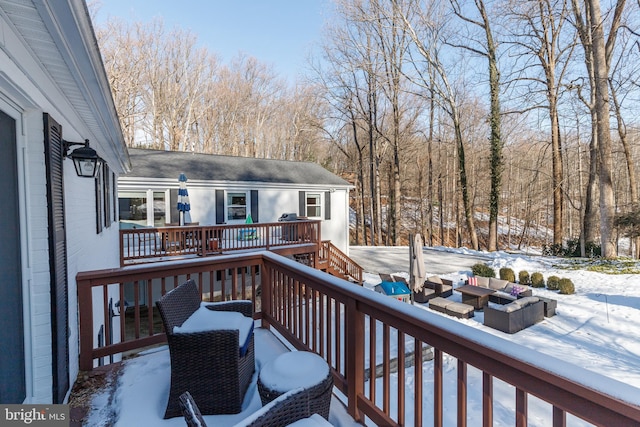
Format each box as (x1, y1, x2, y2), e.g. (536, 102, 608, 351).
(450, 0, 504, 251)
(507, 0, 576, 249)
(572, 0, 627, 258)
(394, 0, 480, 250)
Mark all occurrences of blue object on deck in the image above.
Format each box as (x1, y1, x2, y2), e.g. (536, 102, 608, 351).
(379, 281, 410, 296)
(238, 229, 257, 240)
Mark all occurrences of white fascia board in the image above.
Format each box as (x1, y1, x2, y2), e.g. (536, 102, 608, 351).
(118, 176, 353, 192)
(39, 0, 130, 173)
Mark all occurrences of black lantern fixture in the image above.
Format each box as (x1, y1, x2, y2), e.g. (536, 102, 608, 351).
(63, 139, 100, 178)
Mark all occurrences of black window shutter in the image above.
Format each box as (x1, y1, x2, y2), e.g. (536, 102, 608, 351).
(216, 190, 225, 224)
(250, 190, 259, 222)
(95, 168, 103, 234)
(325, 191, 331, 220)
(112, 172, 117, 221)
(299, 191, 305, 216)
(43, 113, 69, 403)
(104, 164, 111, 227)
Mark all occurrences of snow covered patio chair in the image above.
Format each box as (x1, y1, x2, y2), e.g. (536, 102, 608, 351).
(179, 389, 333, 427)
(156, 279, 255, 418)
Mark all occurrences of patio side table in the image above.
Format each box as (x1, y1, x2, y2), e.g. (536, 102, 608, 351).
(258, 351, 333, 420)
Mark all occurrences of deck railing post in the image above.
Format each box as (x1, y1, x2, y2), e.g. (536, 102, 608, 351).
(119, 230, 125, 267)
(78, 277, 94, 371)
(261, 261, 272, 330)
(345, 299, 364, 422)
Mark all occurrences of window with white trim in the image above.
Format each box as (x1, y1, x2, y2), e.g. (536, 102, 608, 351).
(227, 192, 247, 221)
(305, 193, 322, 218)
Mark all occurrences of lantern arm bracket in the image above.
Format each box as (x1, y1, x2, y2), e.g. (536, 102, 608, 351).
(63, 139, 90, 157)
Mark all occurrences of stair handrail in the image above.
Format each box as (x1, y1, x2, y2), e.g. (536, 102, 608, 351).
(321, 240, 363, 285)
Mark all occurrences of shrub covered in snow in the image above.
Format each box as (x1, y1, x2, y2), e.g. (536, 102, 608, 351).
(530, 272, 545, 288)
(547, 275, 561, 290)
(559, 278, 575, 294)
(518, 270, 530, 285)
(499, 267, 516, 282)
(472, 263, 495, 278)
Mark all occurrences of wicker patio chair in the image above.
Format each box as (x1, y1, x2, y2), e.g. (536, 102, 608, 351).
(179, 388, 319, 427)
(156, 279, 255, 418)
(378, 273, 395, 282)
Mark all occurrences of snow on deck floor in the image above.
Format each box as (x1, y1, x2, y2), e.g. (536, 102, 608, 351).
(86, 327, 360, 427)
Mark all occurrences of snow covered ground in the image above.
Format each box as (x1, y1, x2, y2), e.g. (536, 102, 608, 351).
(86, 247, 640, 426)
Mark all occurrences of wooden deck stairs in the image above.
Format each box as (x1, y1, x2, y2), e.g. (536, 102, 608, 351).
(317, 240, 363, 285)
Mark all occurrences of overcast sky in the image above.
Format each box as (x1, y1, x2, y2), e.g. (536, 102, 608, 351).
(93, 0, 333, 82)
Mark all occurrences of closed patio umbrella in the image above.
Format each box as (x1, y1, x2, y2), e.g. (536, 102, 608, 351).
(178, 173, 191, 225)
(410, 233, 426, 292)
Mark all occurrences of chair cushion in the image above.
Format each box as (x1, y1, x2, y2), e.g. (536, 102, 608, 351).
(489, 278, 509, 290)
(476, 276, 490, 288)
(497, 302, 520, 313)
(516, 296, 539, 307)
(428, 297, 453, 309)
(427, 275, 443, 284)
(173, 303, 254, 355)
(446, 302, 474, 315)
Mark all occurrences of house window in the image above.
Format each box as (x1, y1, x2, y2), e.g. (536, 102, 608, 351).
(227, 192, 247, 221)
(119, 192, 147, 227)
(152, 192, 167, 226)
(306, 193, 322, 218)
(118, 191, 166, 227)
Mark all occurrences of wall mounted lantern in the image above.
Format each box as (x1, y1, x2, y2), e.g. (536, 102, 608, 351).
(63, 139, 100, 178)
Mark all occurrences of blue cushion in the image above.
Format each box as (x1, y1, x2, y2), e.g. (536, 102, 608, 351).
(379, 281, 410, 296)
(239, 321, 254, 358)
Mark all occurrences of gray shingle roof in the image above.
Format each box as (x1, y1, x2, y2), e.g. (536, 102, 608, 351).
(124, 148, 351, 187)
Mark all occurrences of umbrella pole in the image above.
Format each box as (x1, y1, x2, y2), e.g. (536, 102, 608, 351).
(409, 232, 414, 304)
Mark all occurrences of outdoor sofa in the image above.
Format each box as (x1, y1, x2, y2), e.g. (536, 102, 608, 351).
(156, 279, 255, 418)
(466, 276, 533, 304)
(483, 296, 544, 334)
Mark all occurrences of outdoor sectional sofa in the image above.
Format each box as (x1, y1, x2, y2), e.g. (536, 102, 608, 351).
(483, 296, 544, 333)
(467, 276, 533, 304)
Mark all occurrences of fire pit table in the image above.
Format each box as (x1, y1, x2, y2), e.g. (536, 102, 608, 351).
(455, 285, 495, 310)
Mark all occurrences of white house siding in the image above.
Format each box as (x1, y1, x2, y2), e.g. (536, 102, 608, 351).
(1, 1, 128, 403)
(119, 179, 352, 253)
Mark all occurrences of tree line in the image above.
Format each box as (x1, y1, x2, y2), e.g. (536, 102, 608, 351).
(94, 0, 640, 258)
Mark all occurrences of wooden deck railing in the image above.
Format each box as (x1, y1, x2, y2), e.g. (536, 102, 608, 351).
(119, 220, 322, 265)
(320, 240, 363, 284)
(77, 252, 640, 426)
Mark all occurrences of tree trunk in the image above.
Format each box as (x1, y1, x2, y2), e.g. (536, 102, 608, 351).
(453, 110, 479, 250)
(610, 80, 639, 257)
(588, 0, 617, 258)
(550, 101, 564, 247)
